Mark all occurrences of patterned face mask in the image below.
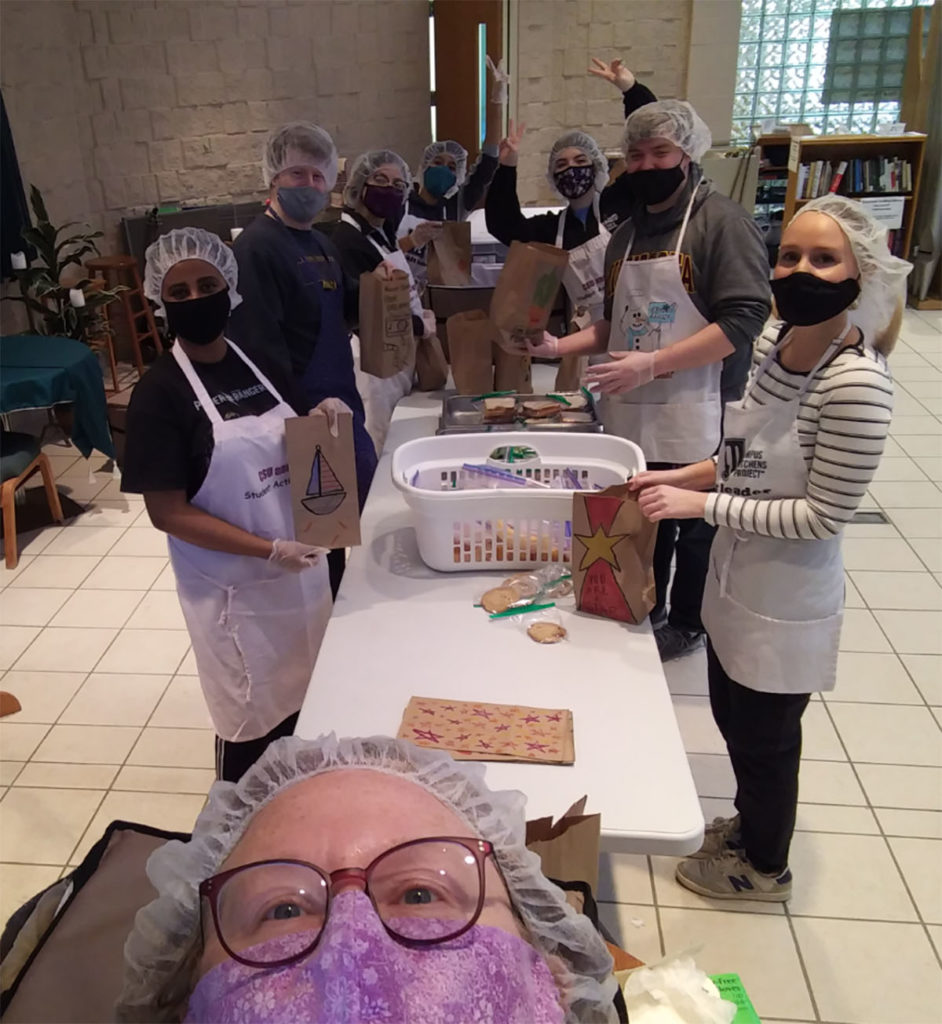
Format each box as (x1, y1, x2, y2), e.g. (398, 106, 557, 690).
(185, 890, 565, 1024)
(554, 164, 596, 200)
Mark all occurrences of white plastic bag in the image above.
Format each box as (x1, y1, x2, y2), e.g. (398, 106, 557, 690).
(623, 957, 737, 1024)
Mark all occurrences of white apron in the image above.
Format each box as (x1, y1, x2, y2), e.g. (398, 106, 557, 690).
(553, 201, 610, 390)
(604, 190, 721, 465)
(702, 328, 849, 694)
(167, 341, 331, 742)
(342, 211, 415, 454)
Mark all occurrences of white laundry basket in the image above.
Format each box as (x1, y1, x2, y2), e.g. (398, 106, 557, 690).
(391, 432, 645, 571)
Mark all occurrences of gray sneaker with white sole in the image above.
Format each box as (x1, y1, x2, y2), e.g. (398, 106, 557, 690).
(675, 848, 792, 902)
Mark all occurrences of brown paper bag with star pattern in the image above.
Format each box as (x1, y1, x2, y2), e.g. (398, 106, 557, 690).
(572, 484, 657, 624)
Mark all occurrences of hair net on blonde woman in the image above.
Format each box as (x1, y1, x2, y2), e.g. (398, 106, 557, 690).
(420, 140, 469, 186)
(622, 99, 713, 163)
(546, 130, 610, 196)
(262, 121, 338, 190)
(115, 735, 617, 1023)
(792, 194, 912, 354)
(143, 227, 241, 318)
(344, 149, 412, 206)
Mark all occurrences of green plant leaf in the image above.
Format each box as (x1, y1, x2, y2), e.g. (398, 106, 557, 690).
(29, 184, 49, 225)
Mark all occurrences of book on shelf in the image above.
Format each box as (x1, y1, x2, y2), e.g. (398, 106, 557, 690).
(828, 161, 848, 193)
(797, 156, 913, 200)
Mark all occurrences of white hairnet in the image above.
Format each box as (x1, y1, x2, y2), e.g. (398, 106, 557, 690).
(420, 140, 469, 187)
(623, 99, 712, 163)
(116, 734, 617, 1024)
(143, 227, 241, 318)
(262, 121, 338, 189)
(792, 194, 912, 340)
(547, 130, 609, 196)
(344, 149, 412, 206)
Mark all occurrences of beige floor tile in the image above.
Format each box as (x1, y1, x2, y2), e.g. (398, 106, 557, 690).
(596, 849, 654, 904)
(0, 863, 64, 923)
(55, 477, 111, 503)
(176, 647, 198, 674)
(902, 654, 942, 704)
(0, 670, 86, 722)
(885, 416, 942, 437)
(127, 727, 215, 769)
(71, 500, 144, 529)
(108, 528, 170, 558)
(81, 556, 166, 590)
(874, 609, 942, 655)
(125, 589, 187, 630)
(597, 902, 662, 964)
(95, 479, 145, 503)
(662, 644, 708, 696)
(786, 831, 916, 920)
(915, 456, 942, 481)
(95, 628, 190, 674)
(895, 434, 942, 458)
(0, 722, 50, 761)
(843, 521, 901, 540)
(31, 724, 140, 764)
(671, 696, 726, 755)
(839, 608, 893, 653)
(886, 509, 942, 538)
(829, 702, 942, 766)
(58, 673, 170, 726)
(844, 574, 865, 608)
(801, 701, 846, 761)
(888, 836, 942, 923)
(13, 762, 118, 789)
(0, 761, 23, 785)
(794, 804, 878, 834)
(70, 790, 206, 864)
(0, 625, 41, 669)
(799, 759, 867, 805)
(829, 651, 924, 704)
(147, 675, 212, 729)
(876, 808, 942, 839)
(50, 588, 146, 628)
(650, 856, 784, 915)
(857, 764, 942, 812)
(687, 753, 735, 799)
(659, 907, 812, 1020)
(0, 555, 35, 589)
(15, 526, 63, 556)
(0, 587, 71, 626)
(792, 917, 942, 1024)
(841, 538, 926, 572)
(112, 765, 215, 794)
(151, 563, 177, 590)
(41, 525, 126, 557)
(12, 626, 117, 673)
(929, 924, 942, 960)
(0, 787, 103, 864)
(849, 569, 942, 611)
(909, 537, 942, 573)
(7, 554, 100, 589)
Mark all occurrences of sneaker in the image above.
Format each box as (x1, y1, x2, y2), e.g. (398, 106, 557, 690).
(655, 625, 704, 661)
(675, 849, 792, 902)
(690, 814, 743, 860)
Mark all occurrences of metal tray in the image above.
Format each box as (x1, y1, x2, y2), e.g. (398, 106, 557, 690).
(437, 393, 602, 434)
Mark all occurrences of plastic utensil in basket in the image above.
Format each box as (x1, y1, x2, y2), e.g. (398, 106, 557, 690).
(391, 432, 646, 571)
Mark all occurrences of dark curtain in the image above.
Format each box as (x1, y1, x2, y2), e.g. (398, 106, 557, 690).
(1, 90, 31, 280)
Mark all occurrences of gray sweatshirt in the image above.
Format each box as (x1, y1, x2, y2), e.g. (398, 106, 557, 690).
(603, 173, 771, 403)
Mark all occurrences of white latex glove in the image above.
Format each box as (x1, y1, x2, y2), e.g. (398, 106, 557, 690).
(268, 539, 327, 572)
(411, 221, 443, 248)
(375, 261, 397, 280)
(587, 57, 636, 93)
(486, 54, 510, 103)
(525, 330, 560, 358)
(584, 350, 657, 394)
(308, 397, 352, 438)
(421, 309, 437, 338)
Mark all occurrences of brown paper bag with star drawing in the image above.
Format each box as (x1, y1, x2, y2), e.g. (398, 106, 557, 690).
(572, 484, 657, 624)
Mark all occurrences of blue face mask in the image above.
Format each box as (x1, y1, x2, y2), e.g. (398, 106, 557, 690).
(277, 185, 329, 223)
(423, 165, 457, 199)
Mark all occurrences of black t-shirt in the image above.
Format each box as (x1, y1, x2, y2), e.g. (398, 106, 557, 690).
(121, 345, 298, 500)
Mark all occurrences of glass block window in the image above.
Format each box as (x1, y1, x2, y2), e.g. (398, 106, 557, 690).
(733, 0, 926, 143)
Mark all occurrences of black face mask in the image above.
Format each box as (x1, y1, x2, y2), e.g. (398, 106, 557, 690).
(164, 289, 231, 346)
(770, 272, 860, 326)
(628, 162, 686, 206)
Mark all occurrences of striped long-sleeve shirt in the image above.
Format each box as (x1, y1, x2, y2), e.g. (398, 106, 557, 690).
(703, 322, 893, 540)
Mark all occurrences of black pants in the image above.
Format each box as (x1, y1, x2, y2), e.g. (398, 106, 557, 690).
(327, 548, 345, 600)
(649, 463, 715, 632)
(215, 711, 300, 783)
(706, 639, 810, 874)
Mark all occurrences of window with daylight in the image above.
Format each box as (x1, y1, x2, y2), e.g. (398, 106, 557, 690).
(732, 0, 929, 143)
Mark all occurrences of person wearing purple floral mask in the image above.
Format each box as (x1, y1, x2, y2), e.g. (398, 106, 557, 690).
(116, 735, 618, 1024)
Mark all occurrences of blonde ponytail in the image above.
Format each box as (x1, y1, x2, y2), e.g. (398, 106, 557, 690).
(872, 295, 904, 357)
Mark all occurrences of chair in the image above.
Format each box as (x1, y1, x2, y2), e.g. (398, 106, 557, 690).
(1, 432, 64, 569)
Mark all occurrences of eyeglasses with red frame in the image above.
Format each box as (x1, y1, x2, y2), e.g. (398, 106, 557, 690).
(199, 836, 495, 968)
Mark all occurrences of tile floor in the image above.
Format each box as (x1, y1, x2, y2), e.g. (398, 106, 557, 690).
(1, 310, 941, 1022)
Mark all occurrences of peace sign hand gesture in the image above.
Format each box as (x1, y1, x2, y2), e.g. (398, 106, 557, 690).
(588, 57, 636, 92)
(498, 119, 527, 167)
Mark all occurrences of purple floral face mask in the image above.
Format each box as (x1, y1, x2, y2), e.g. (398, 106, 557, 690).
(185, 890, 564, 1024)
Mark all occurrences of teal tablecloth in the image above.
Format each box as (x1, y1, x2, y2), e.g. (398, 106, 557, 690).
(0, 334, 115, 458)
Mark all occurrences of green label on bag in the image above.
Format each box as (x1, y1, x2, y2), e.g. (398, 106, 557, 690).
(709, 974, 761, 1023)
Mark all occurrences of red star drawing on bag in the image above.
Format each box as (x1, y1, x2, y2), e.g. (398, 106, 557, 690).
(526, 741, 548, 752)
(448, 718, 461, 725)
(478, 740, 491, 750)
(472, 708, 492, 719)
(545, 712, 562, 722)
(456, 733, 471, 742)
(522, 714, 541, 725)
(495, 723, 510, 732)
(412, 728, 442, 743)
(419, 708, 436, 716)
(442, 705, 455, 710)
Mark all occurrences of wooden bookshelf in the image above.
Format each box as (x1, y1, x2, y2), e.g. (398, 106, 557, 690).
(784, 134, 926, 260)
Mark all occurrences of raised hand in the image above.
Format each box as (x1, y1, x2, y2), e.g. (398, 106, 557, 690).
(498, 118, 527, 167)
(588, 57, 636, 92)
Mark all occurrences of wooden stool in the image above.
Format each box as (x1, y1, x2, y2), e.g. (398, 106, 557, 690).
(1, 432, 64, 569)
(84, 277, 121, 393)
(85, 255, 163, 379)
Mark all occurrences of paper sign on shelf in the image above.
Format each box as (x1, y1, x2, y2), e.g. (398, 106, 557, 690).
(859, 195, 906, 230)
(788, 136, 801, 173)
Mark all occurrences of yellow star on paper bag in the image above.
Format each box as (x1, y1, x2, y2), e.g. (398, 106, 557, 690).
(575, 524, 629, 572)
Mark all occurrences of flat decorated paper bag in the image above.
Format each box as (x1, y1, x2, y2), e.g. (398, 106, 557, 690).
(398, 697, 574, 764)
